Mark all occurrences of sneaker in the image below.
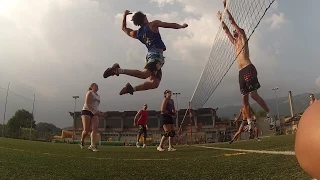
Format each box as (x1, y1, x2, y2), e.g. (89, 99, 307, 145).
(257, 138, 261, 141)
(157, 146, 165, 152)
(80, 141, 85, 149)
(119, 83, 134, 95)
(168, 147, 176, 152)
(267, 116, 276, 130)
(142, 144, 147, 149)
(88, 145, 99, 152)
(229, 140, 234, 144)
(103, 63, 120, 78)
(136, 142, 141, 148)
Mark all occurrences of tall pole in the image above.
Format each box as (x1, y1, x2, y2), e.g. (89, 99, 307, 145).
(2, 82, 10, 137)
(189, 102, 192, 145)
(271, 87, 281, 134)
(30, 94, 35, 140)
(72, 96, 79, 140)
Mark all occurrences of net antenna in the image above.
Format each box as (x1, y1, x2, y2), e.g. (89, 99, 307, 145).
(178, 0, 277, 139)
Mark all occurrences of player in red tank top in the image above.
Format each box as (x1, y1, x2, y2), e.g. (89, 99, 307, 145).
(134, 104, 149, 148)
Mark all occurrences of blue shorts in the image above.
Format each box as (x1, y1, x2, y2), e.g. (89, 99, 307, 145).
(145, 50, 165, 80)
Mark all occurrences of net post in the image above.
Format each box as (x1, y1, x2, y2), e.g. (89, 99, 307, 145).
(179, 124, 182, 145)
(189, 101, 192, 145)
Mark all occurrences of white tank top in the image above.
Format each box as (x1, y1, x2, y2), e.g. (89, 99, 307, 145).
(82, 90, 100, 114)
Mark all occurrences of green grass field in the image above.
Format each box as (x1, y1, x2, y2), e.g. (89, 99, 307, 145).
(0, 134, 310, 180)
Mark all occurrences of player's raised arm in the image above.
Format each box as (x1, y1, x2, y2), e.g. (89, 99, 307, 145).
(151, 20, 188, 29)
(122, 10, 137, 39)
(217, 11, 235, 44)
(223, 0, 244, 35)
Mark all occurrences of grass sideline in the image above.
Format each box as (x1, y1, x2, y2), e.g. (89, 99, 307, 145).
(0, 134, 310, 180)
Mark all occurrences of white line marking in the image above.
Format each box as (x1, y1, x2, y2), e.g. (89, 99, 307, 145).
(194, 145, 295, 156)
(123, 158, 169, 161)
(86, 157, 113, 160)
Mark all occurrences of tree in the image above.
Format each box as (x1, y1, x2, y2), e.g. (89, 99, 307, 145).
(255, 109, 267, 118)
(0, 124, 3, 137)
(36, 122, 61, 141)
(20, 128, 36, 140)
(6, 109, 35, 138)
(221, 116, 231, 121)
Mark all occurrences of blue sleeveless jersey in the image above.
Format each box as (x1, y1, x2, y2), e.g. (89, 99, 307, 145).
(137, 24, 166, 51)
(165, 99, 174, 115)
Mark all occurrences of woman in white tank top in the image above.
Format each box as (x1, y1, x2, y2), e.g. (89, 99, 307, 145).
(80, 83, 104, 152)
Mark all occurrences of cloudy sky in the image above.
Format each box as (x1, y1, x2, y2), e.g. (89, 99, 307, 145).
(0, 0, 319, 128)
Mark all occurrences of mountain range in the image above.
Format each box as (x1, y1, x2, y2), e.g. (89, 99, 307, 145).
(215, 92, 318, 118)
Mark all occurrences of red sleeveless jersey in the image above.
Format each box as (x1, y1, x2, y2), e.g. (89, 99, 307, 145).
(137, 110, 148, 125)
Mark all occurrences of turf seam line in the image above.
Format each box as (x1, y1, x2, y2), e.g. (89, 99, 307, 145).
(0, 146, 170, 161)
(193, 145, 295, 156)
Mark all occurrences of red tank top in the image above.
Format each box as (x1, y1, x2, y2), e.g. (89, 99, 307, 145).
(137, 110, 148, 125)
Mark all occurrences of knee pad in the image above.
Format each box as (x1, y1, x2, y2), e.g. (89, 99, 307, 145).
(169, 131, 175, 137)
(164, 131, 169, 138)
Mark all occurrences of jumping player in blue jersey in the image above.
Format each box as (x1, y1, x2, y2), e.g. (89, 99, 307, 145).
(103, 10, 188, 95)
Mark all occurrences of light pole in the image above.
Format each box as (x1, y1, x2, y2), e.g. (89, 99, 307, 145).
(271, 87, 281, 134)
(72, 96, 79, 140)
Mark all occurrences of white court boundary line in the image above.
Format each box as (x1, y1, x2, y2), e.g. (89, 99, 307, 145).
(194, 145, 295, 156)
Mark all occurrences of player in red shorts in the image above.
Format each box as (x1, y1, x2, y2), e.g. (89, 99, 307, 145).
(134, 104, 149, 148)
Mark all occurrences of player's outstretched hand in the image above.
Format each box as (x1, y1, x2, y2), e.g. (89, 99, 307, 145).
(217, 11, 222, 21)
(124, 10, 132, 16)
(223, 0, 227, 8)
(181, 23, 188, 28)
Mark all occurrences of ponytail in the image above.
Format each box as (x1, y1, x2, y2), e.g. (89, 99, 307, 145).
(88, 83, 96, 91)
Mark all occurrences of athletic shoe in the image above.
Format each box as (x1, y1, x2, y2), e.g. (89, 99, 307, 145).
(103, 63, 120, 78)
(142, 144, 147, 149)
(267, 116, 276, 130)
(168, 147, 176, 152)
(136, 142, 141, 148)
(269, 121, 275, 130)
(229, 140, 234, 144)
(88, 145, 99, 152)
(119, 83, 134, 95)
(80, 141, 85, 149)
(157, 146, 165, 152)
(256, 138, 261, 141)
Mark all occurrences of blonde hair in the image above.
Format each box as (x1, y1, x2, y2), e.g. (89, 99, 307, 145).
(88, 83, 96, 91)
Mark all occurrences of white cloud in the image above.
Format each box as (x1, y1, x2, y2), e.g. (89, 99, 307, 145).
(150, 0, 175, 7)
(265, 13, 287, 30)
